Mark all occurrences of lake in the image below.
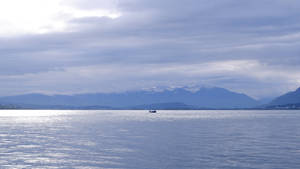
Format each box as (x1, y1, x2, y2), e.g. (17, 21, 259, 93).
(0, 110, 300, 168)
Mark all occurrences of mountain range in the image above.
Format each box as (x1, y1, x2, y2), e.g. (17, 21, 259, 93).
(264, 87, 300, 109)
(0, 87, 260, 109)
(1, 86, 300, 110)
(268, 87, 300, 106)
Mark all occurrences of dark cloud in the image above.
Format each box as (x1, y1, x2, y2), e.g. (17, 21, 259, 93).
(0, 0, 300, 97)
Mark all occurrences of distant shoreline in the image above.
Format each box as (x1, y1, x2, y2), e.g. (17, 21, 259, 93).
(1, 108, 300, 111)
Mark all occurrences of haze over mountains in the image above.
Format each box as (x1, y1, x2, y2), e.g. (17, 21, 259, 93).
(0, 87, 260, 109)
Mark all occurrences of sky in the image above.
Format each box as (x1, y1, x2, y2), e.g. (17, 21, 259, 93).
(0, 0, 300, 98)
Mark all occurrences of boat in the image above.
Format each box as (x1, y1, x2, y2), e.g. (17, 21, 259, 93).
(149, 110, 157, 113)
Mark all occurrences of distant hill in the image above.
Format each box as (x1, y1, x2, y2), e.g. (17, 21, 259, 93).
(14, 104, 114, 110)
(130, 102, 199, 110)
(0, 87, 260, 109)
(269, 87, 300, 106)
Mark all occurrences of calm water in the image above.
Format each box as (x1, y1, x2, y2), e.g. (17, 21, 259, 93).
(0, 110, 300, 169)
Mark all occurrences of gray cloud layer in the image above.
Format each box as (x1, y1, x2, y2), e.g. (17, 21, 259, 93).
(1, 0, 300, 98)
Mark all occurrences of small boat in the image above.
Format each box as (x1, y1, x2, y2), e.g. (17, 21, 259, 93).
(149, 110, 157, 113)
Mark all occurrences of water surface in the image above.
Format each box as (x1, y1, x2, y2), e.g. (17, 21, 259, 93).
(0, 110, 300, 169)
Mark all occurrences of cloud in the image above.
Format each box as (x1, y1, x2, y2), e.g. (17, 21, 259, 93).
(0, 0, 120, 35)
(0, 0, 300, 98)
(1, 60, 299, 98)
